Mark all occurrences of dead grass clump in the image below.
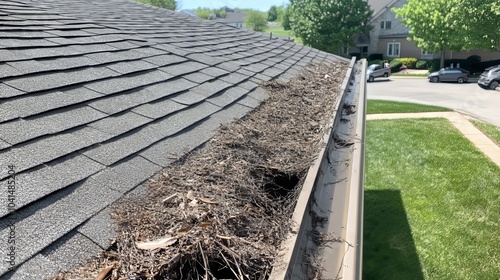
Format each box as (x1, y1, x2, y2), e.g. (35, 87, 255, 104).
(53, 61, 348, 280)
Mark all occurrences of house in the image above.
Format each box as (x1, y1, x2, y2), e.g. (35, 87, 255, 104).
(0, 0, 348, 278)
(351, 0, 500, 61)
(213, 12, 247, 29)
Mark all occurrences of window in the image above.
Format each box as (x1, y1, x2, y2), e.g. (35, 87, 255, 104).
(422, 50, 433, 55)
(380, 21, 392, 29)
(342, 46, 349, 55)
(387, 42, 400, 57)
(361, 46, 368, 53)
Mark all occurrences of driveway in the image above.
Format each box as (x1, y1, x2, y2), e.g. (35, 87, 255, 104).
(367, 77, 500, 127)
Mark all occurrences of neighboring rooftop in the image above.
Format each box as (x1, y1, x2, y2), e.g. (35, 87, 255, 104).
(368, 0, 395, 19)
(213, 12, 247, 24)
(0, 0, 346, 278)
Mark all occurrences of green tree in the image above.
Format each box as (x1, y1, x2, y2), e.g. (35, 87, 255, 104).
(453, 0, 500, 50)
(289, 0, 372, 53)
(244, 10, 268, 31)
(393, 0, 500, 68)
(136, 0, 177, 10)
(282, 5, 291, 30)
(267, 5, 278, 21)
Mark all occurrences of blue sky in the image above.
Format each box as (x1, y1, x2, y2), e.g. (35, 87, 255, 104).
(179, 0, 288, 11)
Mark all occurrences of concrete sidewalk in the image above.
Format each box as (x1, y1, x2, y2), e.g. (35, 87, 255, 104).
(367, 112, 500, 167)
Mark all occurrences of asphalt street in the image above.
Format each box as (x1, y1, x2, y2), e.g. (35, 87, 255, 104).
(367, 77, 500, 127)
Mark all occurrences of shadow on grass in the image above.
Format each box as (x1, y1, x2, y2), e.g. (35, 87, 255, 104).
(363, 190, 424, 280)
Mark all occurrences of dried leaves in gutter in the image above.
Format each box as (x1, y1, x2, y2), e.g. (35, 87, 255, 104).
(53, 61, 348, 280)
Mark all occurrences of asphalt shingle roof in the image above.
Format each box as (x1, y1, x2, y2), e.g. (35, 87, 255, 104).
(0, 0, 348, 278)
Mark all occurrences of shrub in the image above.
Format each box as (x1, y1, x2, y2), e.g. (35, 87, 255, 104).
(429, 59, 472, 72)
(472, 59, 500, 74)
(368, 53, 383, 61)
(396, 57, 418, 69)
(368, 59, 383, 66)
(466, 55, 481, 64)
(389, 59, 403, 73)
(349, 53, 360, 59)
(416, 60, 428, 69)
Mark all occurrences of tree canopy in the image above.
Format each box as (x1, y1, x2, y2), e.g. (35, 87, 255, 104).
(393, 0, 500, 67)
(289, 0, 372, 54)
(267, 5, 278, 21)
(136, 0, 177, 10)
(244, 10, 268, 31)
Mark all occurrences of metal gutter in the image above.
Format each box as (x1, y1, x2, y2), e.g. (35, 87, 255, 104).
(270, 58, 367, 280)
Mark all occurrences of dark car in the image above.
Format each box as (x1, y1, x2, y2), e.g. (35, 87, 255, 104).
(428, 68, 469, 83)
(366, 64, 391, 82)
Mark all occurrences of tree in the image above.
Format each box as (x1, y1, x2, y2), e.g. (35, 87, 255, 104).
(136, 0, 177, 10)
(393, 0, 500, 68)
(289, 0, 372, 54)
(453, 0, 500, 50)
(267, 5, 278, 21)
(244, 10, 268, 31)
(282, 5, 291, 30)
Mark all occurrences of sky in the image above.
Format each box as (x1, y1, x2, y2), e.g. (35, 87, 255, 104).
(179, 0, 288, 12)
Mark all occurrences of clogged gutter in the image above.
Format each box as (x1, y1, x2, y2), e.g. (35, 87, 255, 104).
(53, 61, 348, 280)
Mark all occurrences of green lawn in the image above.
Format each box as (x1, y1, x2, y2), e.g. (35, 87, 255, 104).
(263, 26, 303, 44)
(367, 100, 452, 114)
(391, 73, 428, 77)
(364, 118, 500, 279)
(470, 119, 500, 145)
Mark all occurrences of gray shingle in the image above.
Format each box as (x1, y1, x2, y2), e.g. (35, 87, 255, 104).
(216, 61, 241, 72)
(5, 255, 58, 280)
(199, 66, 229, 78)
(0, 106, 106, 145)
(132, 99, 187, 119)
(237, 94, 262, 108)
(0, 140, 10, 151)
(0, 63, 22, 79)
(84, 70, 172, 95)
(141, 101, 220, 142)
(83, 129, 159, 166)
(159, 61, 208, 77)
(88, 111, 151, 136)
(77, 207, 115, 249)
(0, 175, 122, 274)
(0, 38, 58, 48)
(0, 127, 111, 180)
(87, 78, 195, 115)
(220, 72, 248, 84)
(183, 72, 214, 84)
(144, 54, 187, 66)
(41, 232, 102, 272)
(0, 89, 102, 123)
(207, 86, 250, 108)
(172, 80, 232, 105)
(106, 60, 157, 74)
(0, 154, 104, 217)
(4, 67, 119, 93)
(7, 56, 100, 75)
(0, 83, 24, 98)
(141, 102, 251, 166)
(186, 53, 225, 66)
(238, 80, 258, 91)
(248, 87, 270, 101)
(46, 34, 124, 45)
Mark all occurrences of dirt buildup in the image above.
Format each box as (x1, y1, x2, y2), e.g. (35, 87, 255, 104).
(52, 61, 348, 280)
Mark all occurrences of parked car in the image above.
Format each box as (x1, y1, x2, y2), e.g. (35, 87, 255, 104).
(428, 68, 469, 83)
(478, 65, 500, 90)
(367, 64, 391, 82)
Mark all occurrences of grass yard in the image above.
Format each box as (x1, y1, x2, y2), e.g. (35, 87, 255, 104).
(391, 73, 428, 77)
(364, 118, 500, 279)
(263, 26, 303, 44)
(367, 100, 452, 114)
(470, 119, 500, 145)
